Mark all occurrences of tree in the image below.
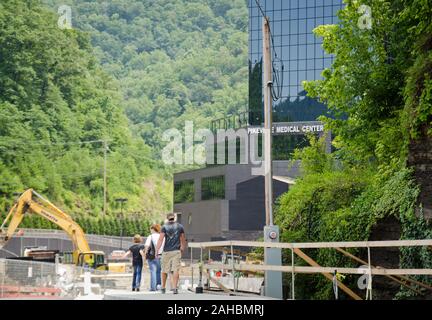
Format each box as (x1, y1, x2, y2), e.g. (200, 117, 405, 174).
(276, 0, 432, 299)
(0, 0, 171, 220)
(42, 0, 248, 152)
(304, 0, 432, 217)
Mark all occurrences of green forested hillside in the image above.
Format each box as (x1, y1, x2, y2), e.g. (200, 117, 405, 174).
(0, 0, 248, 232)
(42, 0, 249, 150)
(0, 0, 171, 225)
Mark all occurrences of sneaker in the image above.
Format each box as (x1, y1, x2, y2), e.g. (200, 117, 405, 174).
(136, 288, 140, 292)
(132, 288, 136, 292)
(156, 284, 161, 290)
(173, 288, 178, 294)
(161, 288, 166, 294)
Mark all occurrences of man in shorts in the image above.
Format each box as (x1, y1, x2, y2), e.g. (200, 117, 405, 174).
(156, 213, 186, 294)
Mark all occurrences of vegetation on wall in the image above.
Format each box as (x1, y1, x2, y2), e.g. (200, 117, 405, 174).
(276, 138, 422, 299)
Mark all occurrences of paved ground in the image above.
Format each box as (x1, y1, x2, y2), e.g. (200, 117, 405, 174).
(74, 294, 104, 300)
(102, 289, 275, 300)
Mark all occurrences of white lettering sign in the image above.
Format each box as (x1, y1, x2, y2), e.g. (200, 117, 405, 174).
(248, 124, 324, 135)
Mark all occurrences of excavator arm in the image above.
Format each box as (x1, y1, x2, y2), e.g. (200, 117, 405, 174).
(0, 189, 91, 257)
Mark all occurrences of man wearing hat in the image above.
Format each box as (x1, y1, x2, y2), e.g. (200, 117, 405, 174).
(156, 213, 186, 294)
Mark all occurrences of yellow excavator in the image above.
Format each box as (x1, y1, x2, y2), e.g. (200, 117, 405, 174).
(0, 189, 109, 271)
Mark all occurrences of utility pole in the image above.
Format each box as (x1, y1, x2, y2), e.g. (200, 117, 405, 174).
(115, 198, 128, 250)
(262, 16, 283, 300)
(263, 17, 273, 227)
(103, 140, 108, 216)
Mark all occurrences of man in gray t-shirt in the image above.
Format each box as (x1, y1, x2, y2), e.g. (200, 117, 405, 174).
(156, 213, 186, 294)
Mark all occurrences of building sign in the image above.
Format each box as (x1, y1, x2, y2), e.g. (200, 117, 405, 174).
(247, 121, 325, 135)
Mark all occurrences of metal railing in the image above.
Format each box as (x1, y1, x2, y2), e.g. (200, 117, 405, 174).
(11, 229, 135, 249)
(188, 239, 432, 300)
(210, 111, 260, 132)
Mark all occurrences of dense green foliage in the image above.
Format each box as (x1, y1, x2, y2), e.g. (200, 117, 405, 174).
(0, 0, 249, 234)
(277, 138, 423, 299)
(0, 0, 171, 227)
(276, 0, 432, 299)
(42, 0, 249, 151)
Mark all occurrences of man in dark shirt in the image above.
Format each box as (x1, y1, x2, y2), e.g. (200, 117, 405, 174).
(156, 213, 186, 294)
(123, 234, 144, 291)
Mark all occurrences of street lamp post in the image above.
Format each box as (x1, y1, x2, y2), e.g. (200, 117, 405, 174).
(115, 198, 128, 250)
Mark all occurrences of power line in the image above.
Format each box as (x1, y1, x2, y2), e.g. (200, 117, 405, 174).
(253, 0, 285, 102)
(0, 170, 104, 180)
(254, 0, 267, 20)
(56, 170, 104, 178)
(0, 139, 110, 147)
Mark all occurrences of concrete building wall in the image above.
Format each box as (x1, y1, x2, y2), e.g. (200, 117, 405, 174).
(229, 176, 288, 231)
(175, 200, 229, 242)
(174, 161, 299, 242)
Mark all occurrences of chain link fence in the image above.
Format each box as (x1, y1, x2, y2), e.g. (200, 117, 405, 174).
(16, 229, 135, 249)
(0, 258, 133, 299)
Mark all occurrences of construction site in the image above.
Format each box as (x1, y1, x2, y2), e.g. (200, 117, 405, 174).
(0, 189, 431, 300)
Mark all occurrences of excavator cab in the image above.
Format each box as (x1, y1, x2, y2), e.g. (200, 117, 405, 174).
(77, 251, 108, 271)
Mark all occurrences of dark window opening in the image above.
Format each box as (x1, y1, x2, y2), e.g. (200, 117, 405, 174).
(174, 180, 194, 204)
(202, 175, 225, 200)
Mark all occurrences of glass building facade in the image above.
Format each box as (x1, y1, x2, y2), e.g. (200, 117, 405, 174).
(248, 0, 343, 159)
(173, 1, 346, 242)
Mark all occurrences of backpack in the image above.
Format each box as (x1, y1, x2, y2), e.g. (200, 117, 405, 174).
(146, 236, 156, 260)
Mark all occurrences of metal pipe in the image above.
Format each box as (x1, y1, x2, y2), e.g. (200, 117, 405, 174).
(1, 264, 4, 298)
(207, 249, 211, 289)
(199, 247, 203, 287)
(231, 245, 236, 292)
(103, 270, 107, 294)
(367, 247, 373, 300)
(190, 247, 193, 290)
(291, 248, 295, 300)
(262, 17, 274, 227)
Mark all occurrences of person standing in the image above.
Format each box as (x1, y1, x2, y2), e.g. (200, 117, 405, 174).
(156, 213, 186, 294)
(123, 234, 144, 291)
(144, 224, 163, 291)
